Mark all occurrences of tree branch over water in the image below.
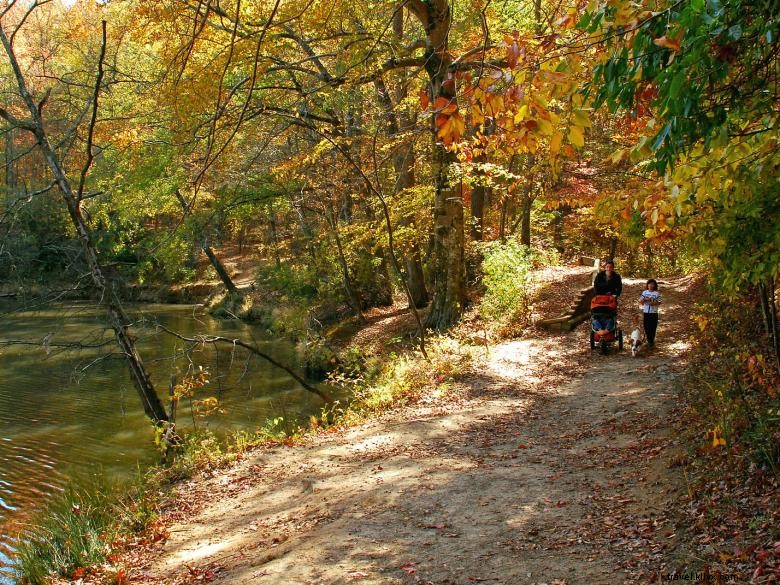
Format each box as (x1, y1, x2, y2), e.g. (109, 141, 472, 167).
(157, 325, 334, 404)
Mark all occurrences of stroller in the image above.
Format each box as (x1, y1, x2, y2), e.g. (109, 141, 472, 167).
(590, 294, 623, 354)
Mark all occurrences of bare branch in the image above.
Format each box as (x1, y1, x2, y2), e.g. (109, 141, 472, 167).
(0, 0, 20, 20)
(157, 325, 334, 404)
(77, 20, 108, 201)
(0, 106, 35, 132)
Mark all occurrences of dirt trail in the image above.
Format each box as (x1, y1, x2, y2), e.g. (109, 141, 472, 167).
(137, 275, 702, 585)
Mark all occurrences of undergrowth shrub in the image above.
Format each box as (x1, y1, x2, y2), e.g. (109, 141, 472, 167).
(480, 239, 536, 328)
(342, 335, 474, 419)
(686, 292, 779, 475)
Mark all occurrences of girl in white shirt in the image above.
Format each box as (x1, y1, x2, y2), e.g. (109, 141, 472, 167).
(640, 279, 661, 347)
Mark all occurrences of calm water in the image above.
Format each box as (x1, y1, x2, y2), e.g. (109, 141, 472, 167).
(0, 303, 329, 581)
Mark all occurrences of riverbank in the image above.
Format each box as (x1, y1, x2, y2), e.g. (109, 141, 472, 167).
(18, 269, 777, 584)
(113, 273, 744, 584)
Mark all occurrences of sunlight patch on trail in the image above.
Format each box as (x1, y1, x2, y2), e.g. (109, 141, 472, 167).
(170, 538, 234, 566)
(486, 340, 539, 383)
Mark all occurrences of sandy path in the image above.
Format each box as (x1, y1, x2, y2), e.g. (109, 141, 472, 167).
(136, 276, 701, 585)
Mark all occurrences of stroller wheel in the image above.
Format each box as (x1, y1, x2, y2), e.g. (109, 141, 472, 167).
(590, 330, 595, 349)
(600, 338, 608, 355)
(618, 330, 624, 351)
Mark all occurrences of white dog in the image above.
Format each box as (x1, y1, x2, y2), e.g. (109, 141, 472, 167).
(630, 328, 645, 357)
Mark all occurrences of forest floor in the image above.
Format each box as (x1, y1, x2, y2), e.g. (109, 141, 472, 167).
(127, 269, 710, 585)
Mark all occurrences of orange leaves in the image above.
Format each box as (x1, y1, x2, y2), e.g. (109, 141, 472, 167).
(433, 96, 458, 115)
(653, 33, 683, 52)
(73, 567, 87, 580)
(555, 8, 579, 30)
(422, 95, 465, 146)
(436, 111, 465, 146)
(419, 89, 430, 111)
(504, 34, 522, 69)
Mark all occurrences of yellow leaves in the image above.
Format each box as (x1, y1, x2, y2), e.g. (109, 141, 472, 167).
(483, 94, 505, 117)
(513, 104, 529, 124)
(610, 147, 629, 164)
(706, 427, 727, 448)
(471, 105, 485, 126)
(569, 125, 585, 148)
(549, 131, 563, 155)
(693, 313, 709, 331)
(572, 109, 592, 128)
(537, 117, 554, 136)
(192, 396, 221, 418)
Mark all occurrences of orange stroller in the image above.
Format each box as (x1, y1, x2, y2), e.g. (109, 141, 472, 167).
(589, 294, 623, 354)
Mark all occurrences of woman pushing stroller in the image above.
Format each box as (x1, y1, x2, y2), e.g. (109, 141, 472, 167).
(592, 260, 622, 334)
(590, 260, 624, 353)
(594, 260, 623, 297)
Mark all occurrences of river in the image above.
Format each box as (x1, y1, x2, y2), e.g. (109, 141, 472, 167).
(0, 302, 330, 582)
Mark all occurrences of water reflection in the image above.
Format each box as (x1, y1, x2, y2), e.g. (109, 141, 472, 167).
(0, 302, 327, 581)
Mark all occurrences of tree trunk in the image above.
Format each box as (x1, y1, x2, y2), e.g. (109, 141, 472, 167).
(767, 276, 780, 376)
(758, 281, 772, 343)
(0, 26, 169, 424)
(395, 139, 428, 308)
(374, 69, 429, 308)
(4, 126, 18, 205)
(520, 193, 533, 246)
(608, 237, 618, 263)
(268, 201, 282, 268)
(174, 190, 239, 294)
(498, 198, 509, 242)
(426, 144, 465, 330)
(202, 243, 238, 294)
(471, 182, 486, 242)
(328, 210, 365, 322)
(469, 128, 493, 242)
(408, 0, 465, 329)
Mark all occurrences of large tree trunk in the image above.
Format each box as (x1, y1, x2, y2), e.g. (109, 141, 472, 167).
(427, 144, 465, 330)
(0, 25, 169, 424)
(408, 0, 465, 329)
